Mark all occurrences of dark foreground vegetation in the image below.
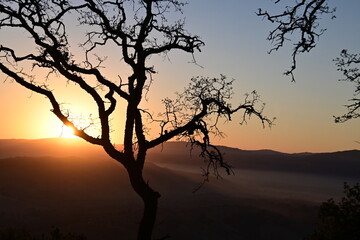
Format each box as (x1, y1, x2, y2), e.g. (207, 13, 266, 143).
(306, 182, 360, 240)
(0, 227, 85, 240)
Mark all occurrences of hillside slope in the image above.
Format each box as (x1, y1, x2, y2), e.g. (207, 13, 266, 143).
(0, 139, 359, 240)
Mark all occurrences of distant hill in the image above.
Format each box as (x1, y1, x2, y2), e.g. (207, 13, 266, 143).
(0, 138, 108, 159)
(146, 141, 360, 178)
(0, 138, 359, 240)
(1, 138, 359, 178)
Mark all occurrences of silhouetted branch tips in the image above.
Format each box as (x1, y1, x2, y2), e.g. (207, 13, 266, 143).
(259, 2, 359, 121)
(333, 49, 360, 122)
(258, 0, 336, 81)
(151, 75, 272, 188)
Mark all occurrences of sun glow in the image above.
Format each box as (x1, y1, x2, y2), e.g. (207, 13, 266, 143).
(61, 125, 77, 138)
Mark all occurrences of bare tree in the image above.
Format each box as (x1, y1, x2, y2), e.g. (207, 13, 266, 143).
(0, 1, 271, 239)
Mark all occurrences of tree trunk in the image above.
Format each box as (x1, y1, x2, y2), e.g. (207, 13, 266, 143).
(138, 191, 160, 240)
(128, 166, 160, 240)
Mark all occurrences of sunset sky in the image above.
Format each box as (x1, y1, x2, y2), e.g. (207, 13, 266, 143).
(0, 0, 359, 153)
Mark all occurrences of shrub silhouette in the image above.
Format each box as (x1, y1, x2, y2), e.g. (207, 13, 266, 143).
(305, 182, 360, 240)
(0, 227, 86, 240)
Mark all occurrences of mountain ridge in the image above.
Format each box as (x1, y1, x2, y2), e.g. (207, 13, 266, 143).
(1, 137, 358, 155)
(1, 138, 359, 178)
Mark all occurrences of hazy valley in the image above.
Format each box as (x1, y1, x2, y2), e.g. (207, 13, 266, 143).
(0, 138, 359, 240)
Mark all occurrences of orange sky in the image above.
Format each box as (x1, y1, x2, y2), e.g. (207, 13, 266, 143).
(0, 1, 359, 153)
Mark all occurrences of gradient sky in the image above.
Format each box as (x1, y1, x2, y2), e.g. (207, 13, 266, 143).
(0, 0, 359, 153)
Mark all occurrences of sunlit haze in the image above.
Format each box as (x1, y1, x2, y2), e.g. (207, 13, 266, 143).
(0, 1, 359, 153)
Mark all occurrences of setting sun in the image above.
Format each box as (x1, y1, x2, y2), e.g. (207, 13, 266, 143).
(61, 125, 77, 138)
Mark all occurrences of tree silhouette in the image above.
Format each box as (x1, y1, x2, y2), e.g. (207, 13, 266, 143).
(0, 1, 271, 239)
(258, 0, 360, 122)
